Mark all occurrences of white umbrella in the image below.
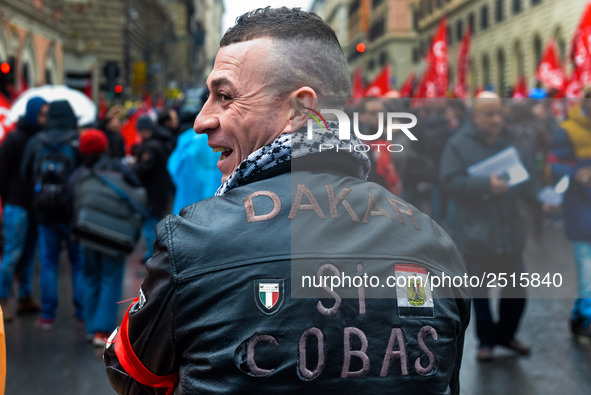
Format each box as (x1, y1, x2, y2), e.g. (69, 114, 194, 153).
(8, 85, 97, 127)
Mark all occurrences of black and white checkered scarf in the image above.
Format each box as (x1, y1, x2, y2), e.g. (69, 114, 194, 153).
(216, 122, 371, 196)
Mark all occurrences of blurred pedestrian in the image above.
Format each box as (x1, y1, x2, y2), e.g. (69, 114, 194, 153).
(167, 127, 221, 215)
(440, 92, 543, 361)
(98, 105, 126, 159)
(357, 97, 402, 195)
(549, 88, 591, 340)
(71, 129, 141, 346)
(153, 107, 177, 156)
(21, 100, 84, 330)
(0, 97, 47, 321)
(132, 115, 171, 262)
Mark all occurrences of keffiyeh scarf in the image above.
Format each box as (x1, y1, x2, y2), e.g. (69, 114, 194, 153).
(216, 122, 371, 196)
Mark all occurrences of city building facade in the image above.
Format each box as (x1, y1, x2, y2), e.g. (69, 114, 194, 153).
(0, 0, 65, 99)
(61, 0, 177, 103)
(416, 0, 589, 96)
(191, 0, 224, 86)
(312, 0, 419, 88)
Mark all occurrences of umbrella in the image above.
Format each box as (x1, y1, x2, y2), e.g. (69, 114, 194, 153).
(8, 85, 97, 127)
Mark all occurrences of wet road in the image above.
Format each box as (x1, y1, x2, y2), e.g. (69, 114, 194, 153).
(3, 223, 591, 394)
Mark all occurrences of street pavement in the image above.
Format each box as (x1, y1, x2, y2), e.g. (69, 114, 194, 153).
(3, 221, 591, 394)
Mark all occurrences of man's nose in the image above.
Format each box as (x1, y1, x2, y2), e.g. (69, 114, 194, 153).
(194, 101, 218, 134)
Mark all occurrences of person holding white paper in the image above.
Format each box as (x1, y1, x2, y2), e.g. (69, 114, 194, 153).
(440, 92, 543, 362)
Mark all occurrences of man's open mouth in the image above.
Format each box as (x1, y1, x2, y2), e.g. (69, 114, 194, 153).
(211, 146, 233, 160)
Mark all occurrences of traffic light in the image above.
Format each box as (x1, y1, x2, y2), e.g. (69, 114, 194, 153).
(103, 61, 120, 92)
(0, 56, 15, 99)
(0, 57, 15, 84)
(114, 84, 123, 99)
(356, 43, 366, 53)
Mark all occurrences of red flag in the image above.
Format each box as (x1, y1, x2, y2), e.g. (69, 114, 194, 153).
(98, 93, 108, 120)
(143, 93, 153, 111)
(421, 62, 438, 98)
(352, 68, 365, 99)
(399, 72, 415, 98)
(454, 25, 471, 98)
(512, 75, 528, 98)
(121, 109, 142, 154)
(427, 18, 448, 97)
(563, 71, 583, 98)
(0, 92, 14, 145)
(410, 64, 436, 107)
(570, 2, 591, 86)
(536, 39, 565, 90)
(156, 94, 164, 110)
(364, 64, 390, 97)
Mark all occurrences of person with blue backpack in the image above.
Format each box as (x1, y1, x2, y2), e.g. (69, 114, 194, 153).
(21, 100, 84, 330)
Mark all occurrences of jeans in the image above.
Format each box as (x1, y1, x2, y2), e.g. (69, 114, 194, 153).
(38, 222, 84, 320)
(142, 216, 159, 261)
(83, 248, 125, 334)
(572, 241, 591, 326)
(0, 204, 37, 299)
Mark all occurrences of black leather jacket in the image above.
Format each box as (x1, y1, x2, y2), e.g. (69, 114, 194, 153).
(105, 153, 470, 395)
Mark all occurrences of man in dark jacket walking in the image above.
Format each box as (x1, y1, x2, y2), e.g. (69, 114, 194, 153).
(0, 97, 47, 321)
(440, 92, 541, 361)
(132, 115, 171, 262)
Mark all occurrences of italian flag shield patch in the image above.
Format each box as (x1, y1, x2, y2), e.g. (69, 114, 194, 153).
(259, 283, 279, 309)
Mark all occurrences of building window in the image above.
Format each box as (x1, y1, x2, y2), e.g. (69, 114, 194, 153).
(557, 36, 566, 61)
(468, 13, 475, 33)
(372, 0, 384, 9)
(369, 18, 386, 41)
(481, 5, 489, 30)
(380, 51, 389, 66)
(533, 35, 543, 70)
(45, 68, 53, 85)
(368, 58, 375, 71)
(482, 54, 491, 89)
(513, 0, 522, 14)
(412, 47, 419, 63)
(514, 41, 524, 76)
(456, 19, 463, 41)
(495, 0, 504, 22)
(447, 26, 453, 45)
(497, 49, 506, 96)
(349, 1, 359, 16)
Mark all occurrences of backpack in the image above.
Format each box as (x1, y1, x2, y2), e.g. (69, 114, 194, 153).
(32, 131, 78, 214)
(72, 165, 148, 256)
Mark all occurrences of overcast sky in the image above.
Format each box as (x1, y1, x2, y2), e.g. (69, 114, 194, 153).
(223, 0, 315, 33)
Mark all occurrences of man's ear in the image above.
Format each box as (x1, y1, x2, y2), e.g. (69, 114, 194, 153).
(290, 87, 318, 132)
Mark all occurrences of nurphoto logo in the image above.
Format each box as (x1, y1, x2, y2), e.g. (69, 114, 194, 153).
(303, 106, 418, 153)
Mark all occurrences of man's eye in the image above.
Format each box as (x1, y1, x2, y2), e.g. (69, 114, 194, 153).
(219, 94, 232, 102)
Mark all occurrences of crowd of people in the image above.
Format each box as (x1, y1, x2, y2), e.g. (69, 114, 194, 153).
(351, 91, 591, 358)
(0, 96, 220, 346)
(0, 6, 589, 394)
